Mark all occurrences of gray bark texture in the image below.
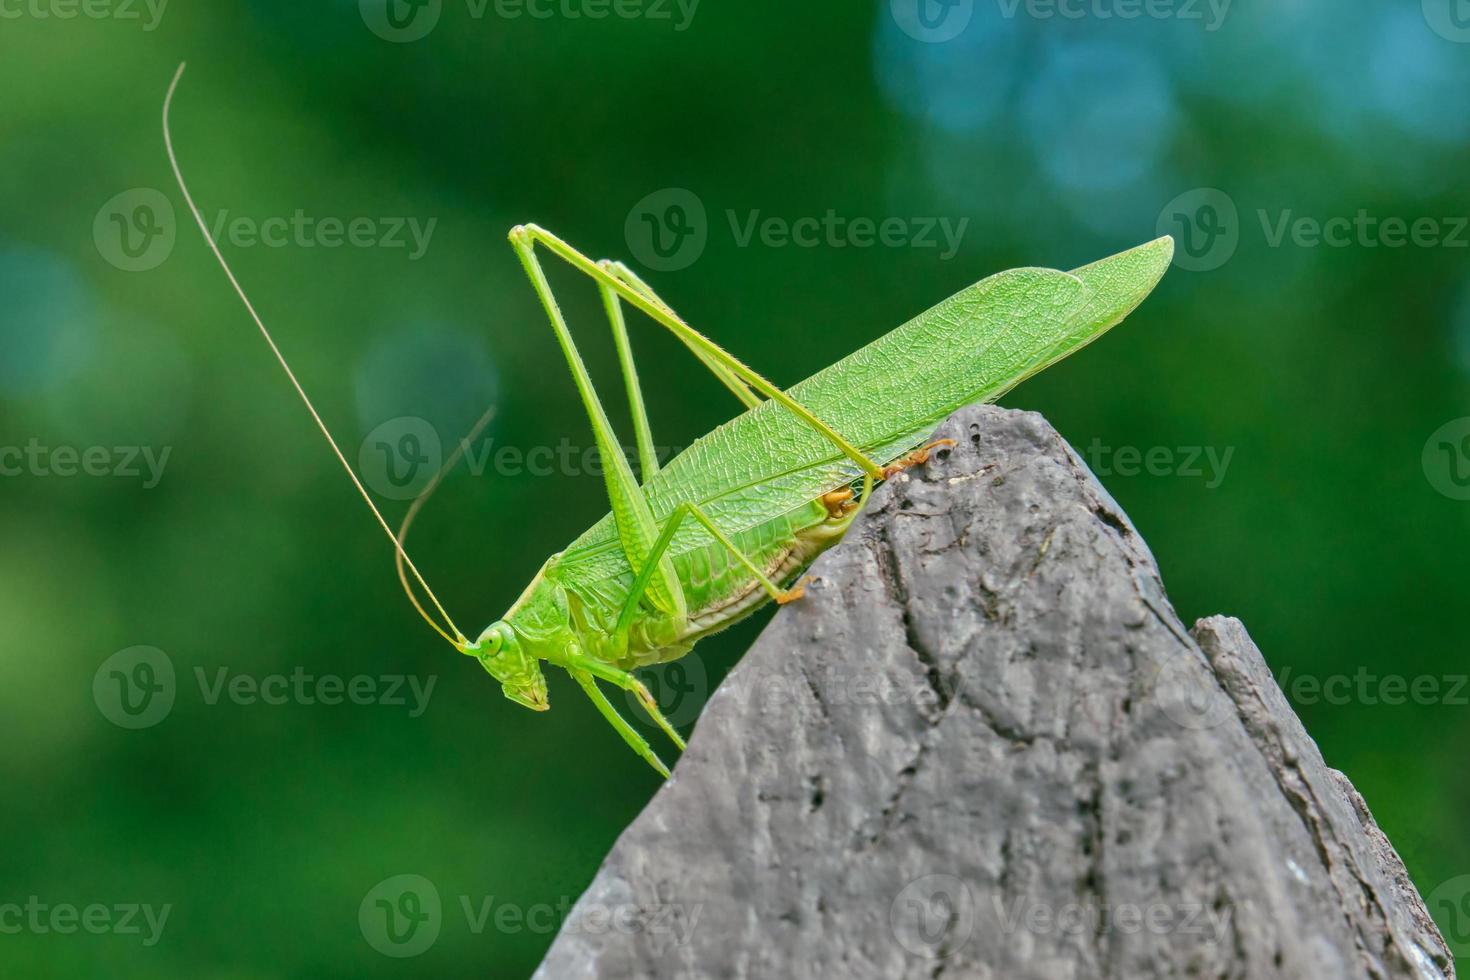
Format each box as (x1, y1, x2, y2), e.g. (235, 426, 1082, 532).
(535, 405, 1454, 980)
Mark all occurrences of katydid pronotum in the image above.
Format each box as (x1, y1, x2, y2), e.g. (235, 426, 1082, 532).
(162, 65, 1173, 776)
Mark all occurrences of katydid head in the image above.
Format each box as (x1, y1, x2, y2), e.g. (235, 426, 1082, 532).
(469, 621, 549, 711)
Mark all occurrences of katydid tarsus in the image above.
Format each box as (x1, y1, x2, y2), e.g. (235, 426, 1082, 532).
(162, 64, 1174, 777)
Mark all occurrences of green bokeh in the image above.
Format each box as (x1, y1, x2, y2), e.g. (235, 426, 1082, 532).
(2, 2, 1467, 975)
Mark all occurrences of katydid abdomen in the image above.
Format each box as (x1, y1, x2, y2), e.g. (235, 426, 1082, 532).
(535, 494, 853, 670)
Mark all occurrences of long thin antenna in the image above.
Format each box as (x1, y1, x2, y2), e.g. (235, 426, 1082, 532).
(162, 63, 468, 650)
(395, 403, 497, 638)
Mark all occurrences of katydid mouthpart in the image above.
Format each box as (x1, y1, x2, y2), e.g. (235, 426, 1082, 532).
(162, 64, 1173, 777)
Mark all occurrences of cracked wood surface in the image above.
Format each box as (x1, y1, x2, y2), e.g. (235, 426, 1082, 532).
(534, 405, 1453, 980)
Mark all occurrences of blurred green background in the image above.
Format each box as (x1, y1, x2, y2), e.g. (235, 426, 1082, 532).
(2, 0, 1468, 975)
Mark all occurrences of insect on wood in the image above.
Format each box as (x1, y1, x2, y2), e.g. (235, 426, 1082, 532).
(162, 64, 1174, 775)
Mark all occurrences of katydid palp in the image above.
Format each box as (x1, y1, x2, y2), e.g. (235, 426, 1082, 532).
(162, 64, 1173, 776)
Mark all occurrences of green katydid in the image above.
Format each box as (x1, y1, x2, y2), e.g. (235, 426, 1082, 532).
(162, 64, 1173, 776)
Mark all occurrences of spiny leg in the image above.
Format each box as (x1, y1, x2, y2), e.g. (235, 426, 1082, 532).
(616, 501, 808, 657)
(595, 256, 748, 483)
(510, 224, 886, 481)
(566, 649, 687, 752)
(598, 259, 761, 413)
(568, 667, 670, 777)
(509, 230, 687, 622)
(597, 275, 660, 481)
(881, 438, 957, 479)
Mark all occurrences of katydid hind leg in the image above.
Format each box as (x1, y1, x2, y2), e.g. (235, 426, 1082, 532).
(511, 224, 886, 480)
(597, 276, 661, 481)
(600, 259, 760, 411)
(509, 229, 687, 622)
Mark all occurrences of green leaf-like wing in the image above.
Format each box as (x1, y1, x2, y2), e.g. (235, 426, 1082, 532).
(555, 237, 1173, 581)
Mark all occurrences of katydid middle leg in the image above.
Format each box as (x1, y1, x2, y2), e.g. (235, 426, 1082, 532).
(568, 667, 671, 777)
(565, 649, 687, 752)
